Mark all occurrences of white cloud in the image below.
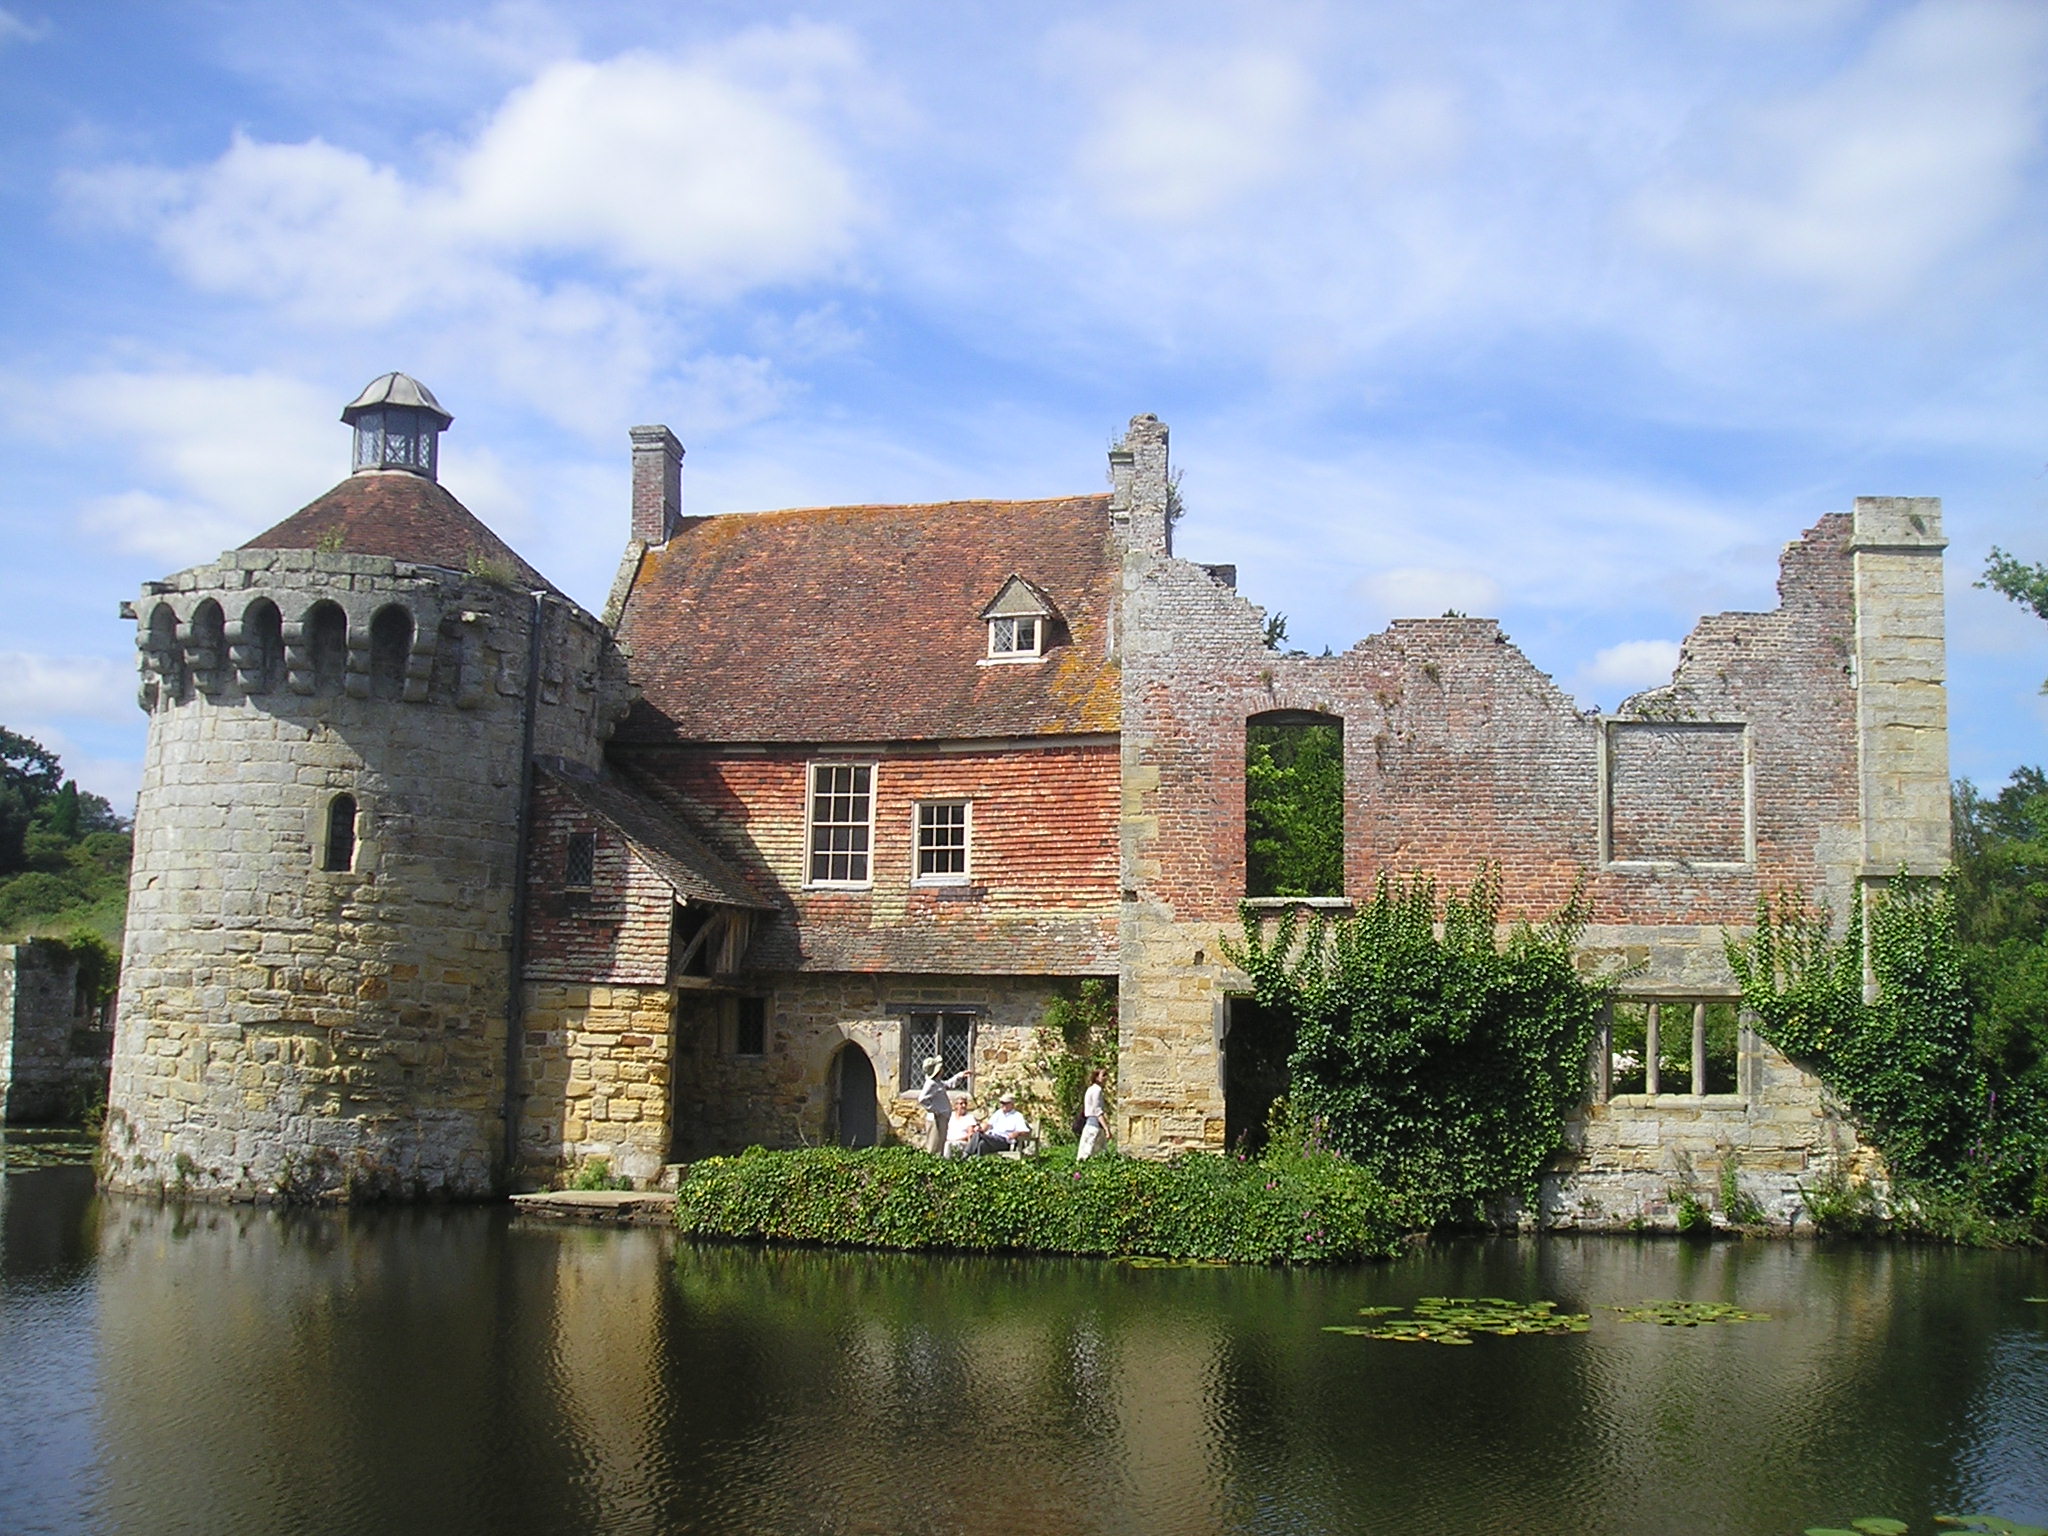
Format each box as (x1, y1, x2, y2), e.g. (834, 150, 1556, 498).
(1353, 566, 1503, 621)
(6, 369, 337, 565)
(1632, 0, 2048, 309)
(1581, 638, 1682, 693)
(0, 8, 44, 48)
(1079, 51, 1312, 222)
(0, 652, 133, 724)
(62, 28, 878, 433)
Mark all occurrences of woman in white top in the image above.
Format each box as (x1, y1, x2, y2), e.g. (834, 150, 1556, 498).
(1077, 1068, 1108, 1161)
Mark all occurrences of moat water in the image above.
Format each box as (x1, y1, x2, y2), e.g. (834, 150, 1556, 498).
(2, 1155, 2045, 1536)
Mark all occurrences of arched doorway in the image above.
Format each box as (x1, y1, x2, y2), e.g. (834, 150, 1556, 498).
(831, 1043, 878, 1148)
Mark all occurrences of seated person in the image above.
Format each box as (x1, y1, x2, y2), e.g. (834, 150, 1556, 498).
(944, 1096, 980, 1158)
(978, 1092, 1034, 1154)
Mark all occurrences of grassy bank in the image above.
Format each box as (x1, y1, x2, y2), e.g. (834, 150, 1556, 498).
(673, 1145, 1417, 1263)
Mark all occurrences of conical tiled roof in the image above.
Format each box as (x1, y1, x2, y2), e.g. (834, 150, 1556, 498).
(242, 472, 560, 595)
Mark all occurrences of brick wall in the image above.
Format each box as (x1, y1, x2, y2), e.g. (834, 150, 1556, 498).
(614, 742, 1120, 973)
(522, 781, 675, 986)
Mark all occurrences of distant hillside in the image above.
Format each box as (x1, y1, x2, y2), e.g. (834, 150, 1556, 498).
(0, 725, 130, 947)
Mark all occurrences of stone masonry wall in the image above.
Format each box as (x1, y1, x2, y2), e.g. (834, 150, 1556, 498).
(670, 971, 1083, 1158)
(517, 979, 676, 1187)
(615, 743, 1119, 974)
(104, 550, 626, 1200)
(1, 941, 113, 1124)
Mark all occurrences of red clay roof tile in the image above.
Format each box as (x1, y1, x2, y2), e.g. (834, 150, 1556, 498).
(614, 495, 1119, 743)
(242, 471, 561, 595)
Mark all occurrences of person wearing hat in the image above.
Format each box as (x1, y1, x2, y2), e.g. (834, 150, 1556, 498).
(911, 1055, 971, 1154)
(982, 1091, 1033, 1154)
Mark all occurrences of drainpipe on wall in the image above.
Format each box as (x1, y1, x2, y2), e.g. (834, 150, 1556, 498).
(502, 589, 547, 1187)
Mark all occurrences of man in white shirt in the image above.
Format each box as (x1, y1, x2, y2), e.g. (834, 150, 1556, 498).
(982, 1092, 1033, 1153)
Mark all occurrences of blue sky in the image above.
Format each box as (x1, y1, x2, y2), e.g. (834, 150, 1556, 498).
(2, 0, 2045, 809)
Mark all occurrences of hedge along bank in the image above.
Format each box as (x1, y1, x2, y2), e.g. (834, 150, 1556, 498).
(672, 1146, 1417, 1264)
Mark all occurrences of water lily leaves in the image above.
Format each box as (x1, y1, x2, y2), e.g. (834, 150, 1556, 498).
(0, 1129, 98, 1170)
(1324, 1296, 1590, 1345)
(1851, 1521, 1911, 1535)
(1114, 1256, 1232, 1268)
(1936, 1518, 2048, 1536)
(1609, 1299, 1771, 1327)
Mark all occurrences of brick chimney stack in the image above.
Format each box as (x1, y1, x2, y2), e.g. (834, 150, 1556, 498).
(629, 425, 684, 546)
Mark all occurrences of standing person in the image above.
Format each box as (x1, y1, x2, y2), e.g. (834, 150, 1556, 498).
(1077, 1068, 1109, 1161)
(913, 1055, 971, 1154)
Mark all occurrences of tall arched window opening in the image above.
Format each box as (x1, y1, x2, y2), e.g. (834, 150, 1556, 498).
(187, 599, 226, 695)
(323, 793, 358, 872)
(1245, 710, 1345, 898)
(146, 603, 185, 705)
(368, 604, 413, 700)
(306, 602, 348, 696)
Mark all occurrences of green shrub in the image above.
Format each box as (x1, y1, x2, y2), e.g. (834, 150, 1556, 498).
(1221, 866, 1603, 1215)
(674, 1145, 1415, 1264)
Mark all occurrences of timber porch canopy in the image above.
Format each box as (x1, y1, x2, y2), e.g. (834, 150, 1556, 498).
(536, 763, 777, 985)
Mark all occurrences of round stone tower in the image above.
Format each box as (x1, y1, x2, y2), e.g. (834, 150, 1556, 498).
(103, 376, 629, 1200)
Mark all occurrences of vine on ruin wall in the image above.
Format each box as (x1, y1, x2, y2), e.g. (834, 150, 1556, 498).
(1222, 866, 1603, 1216)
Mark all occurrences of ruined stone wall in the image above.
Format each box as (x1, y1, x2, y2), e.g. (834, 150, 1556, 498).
(614, 743, 1119, 973)
(670, 971, 1077, 1158)
(104, 550, 625, 1200)
(0, 941, 113, 1124)
(1109, 415, 1941, 1173)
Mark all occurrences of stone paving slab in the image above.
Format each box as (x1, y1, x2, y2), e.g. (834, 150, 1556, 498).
(508, 1190, 675, 1225)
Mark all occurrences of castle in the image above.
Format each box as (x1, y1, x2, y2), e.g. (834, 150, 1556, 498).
(99, 376, 1949, 1222)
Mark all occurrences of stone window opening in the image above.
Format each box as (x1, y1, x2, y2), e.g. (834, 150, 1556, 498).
(322, 793, 359, 873)
(1594, 996, 1746, 1101)
(807, 762, 874, 887)
(242, 598, 286, 693)
(306, 601, 348, 696)
(914, 800, 970, 883)
(368, 604, 414, 701)
(563, 830, 596, 890)
(186, 599, 227, 696)
(901, 1010, 976, 1089)
(733, 996, 767, 1056)
(1245, 710, 1345, 899)
(144, 602, 184, 706)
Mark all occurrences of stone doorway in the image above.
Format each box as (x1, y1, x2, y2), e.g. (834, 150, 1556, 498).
(830, 1042, 878, 1148)
(1223, 996, 1296, 1154)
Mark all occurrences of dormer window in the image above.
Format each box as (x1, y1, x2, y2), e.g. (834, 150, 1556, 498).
(989, 616, 1040, 658)
(979, 574, 1058, 664)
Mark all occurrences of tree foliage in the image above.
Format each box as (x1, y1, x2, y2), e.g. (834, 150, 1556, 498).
(1245, 720, 1343, 898)
(1221, 867, 1603, 1215)
(0, 724, 130, 941)
(1727, 873, 2046, 1230)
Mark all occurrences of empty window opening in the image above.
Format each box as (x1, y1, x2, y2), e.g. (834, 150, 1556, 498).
(1223, 997, 1297, 1155)
(323, 793, 358, 872)
(808, 763, 873, 886)
(146, 603, 184, 704)
(563, 831, 596, 889)
(368, 604, 414, 701)
(915, 801, 969, 882)
(1245, 712, 1344, 898)
(988, 615, 1041, 657)
(902, 1010, 975, 1088)
(306, 602, 348, 696)
(188, 599, 226, 694)
(1599, 999, 1741, 1099)
(734, 996, 767, 1056)
(243, 599, 286, 693)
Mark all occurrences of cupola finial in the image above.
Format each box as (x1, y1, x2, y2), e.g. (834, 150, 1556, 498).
(342, 373, 452, 480)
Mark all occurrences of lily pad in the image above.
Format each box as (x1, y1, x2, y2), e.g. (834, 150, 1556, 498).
(1324, 1295, 1590, 1345)
(1852, 1520, 1910, 1535)
(1609, 1299, 1770, 1326)
(0, 1129, 98, 1171)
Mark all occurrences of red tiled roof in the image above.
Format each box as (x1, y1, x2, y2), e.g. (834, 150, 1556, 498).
(242, 471, 560, 595)
(614, 495, 1120, 743)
